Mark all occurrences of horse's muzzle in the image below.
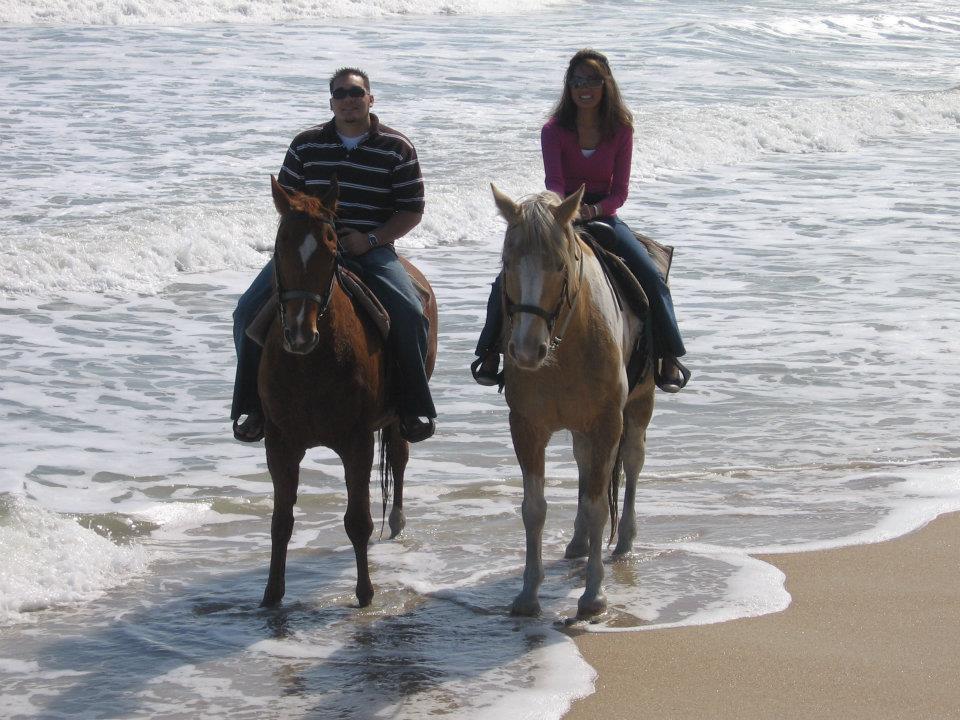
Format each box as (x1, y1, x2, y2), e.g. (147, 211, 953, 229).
(507, 337, 549, 370)
(283, 327, 320, 355)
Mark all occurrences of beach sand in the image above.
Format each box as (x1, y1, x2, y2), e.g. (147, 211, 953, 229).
(563, 512, 960, 720)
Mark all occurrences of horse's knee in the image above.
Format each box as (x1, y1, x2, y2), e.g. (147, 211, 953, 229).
(270, 506, 295, 540)
(344, 508, 373, 546)
(521, 494, 547, 527)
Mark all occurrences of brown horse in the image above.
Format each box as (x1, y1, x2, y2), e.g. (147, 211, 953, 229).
(259, 176, 438, 608)
(491, 185, 656, 619)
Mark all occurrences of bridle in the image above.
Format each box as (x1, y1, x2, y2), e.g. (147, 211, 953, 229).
(273, 215, 339, 328)
(503, 246, 584, 349)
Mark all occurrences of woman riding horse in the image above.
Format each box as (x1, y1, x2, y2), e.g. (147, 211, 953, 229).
(473, 49, 690, 393)
(491, 184, 657, 618)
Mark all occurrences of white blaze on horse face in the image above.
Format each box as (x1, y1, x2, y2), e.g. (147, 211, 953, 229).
(510, 255, 551, 369)
(299, 233, 318, 269)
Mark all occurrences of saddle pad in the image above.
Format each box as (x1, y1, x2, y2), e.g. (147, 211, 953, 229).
(338, 267, 390, 340)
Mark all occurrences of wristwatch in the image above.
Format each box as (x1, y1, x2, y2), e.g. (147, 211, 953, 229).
(367, 233, 379, 248)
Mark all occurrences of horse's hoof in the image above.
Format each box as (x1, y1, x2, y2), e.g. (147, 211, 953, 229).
(576, 592, 607, 619)
(564, 540, 589, 559)
(388, 510, 405, 539)
(356, 584, 374, 608)
(260, 594, 282, 609)
(510, 595, 541, 617)
(612, 540, 633, 556)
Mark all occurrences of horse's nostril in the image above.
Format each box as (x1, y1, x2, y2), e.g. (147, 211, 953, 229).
(537, 344, 547, 362)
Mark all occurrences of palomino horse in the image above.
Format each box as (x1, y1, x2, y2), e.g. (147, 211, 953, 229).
(259, 176, 438, 608)
(491, 185, 656, 618)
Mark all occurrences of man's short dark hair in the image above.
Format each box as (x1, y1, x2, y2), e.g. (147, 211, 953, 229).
(329, 67, 370, 94)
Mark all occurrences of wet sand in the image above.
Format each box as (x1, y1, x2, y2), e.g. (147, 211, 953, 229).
(564, 512, 960, 720)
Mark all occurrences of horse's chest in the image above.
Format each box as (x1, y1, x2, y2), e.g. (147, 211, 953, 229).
(506, 361, 625, 431)
(260, 341, 383, 427)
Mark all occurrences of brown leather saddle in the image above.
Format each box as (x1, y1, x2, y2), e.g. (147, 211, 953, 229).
(580, 222, 674, 390)
(246, 263, 429, 348)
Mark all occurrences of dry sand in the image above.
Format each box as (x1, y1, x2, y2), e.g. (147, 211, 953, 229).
(563, 512, 960, 720)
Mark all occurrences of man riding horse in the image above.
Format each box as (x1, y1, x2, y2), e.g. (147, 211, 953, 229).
(231, 67, 436, 444)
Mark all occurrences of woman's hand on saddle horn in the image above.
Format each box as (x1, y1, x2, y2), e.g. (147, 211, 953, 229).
(577, 203, 601, 221)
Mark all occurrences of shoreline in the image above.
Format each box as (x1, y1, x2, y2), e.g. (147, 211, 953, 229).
(563, 511, 960, 720)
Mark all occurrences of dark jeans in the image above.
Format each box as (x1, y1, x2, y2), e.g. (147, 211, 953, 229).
(475, 216, 685, 360)
(232, 246, 436, 422)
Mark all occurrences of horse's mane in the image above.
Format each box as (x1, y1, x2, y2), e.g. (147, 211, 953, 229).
(282, 189, 336, 222)
(502, 191, 579, 270)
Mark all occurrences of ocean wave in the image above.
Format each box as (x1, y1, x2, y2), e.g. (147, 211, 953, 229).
(0, 495, 149, 626)
(723, 12, 960, 41)
(634, 86, 960, 177)
(0, 0, 569, 26)
(2, 86, 957, 296)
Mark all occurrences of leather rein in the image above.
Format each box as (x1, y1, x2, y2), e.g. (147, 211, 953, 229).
(503, 246, 585, 349)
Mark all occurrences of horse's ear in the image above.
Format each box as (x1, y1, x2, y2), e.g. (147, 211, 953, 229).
(491, 184, 520, 223)
(271, 175, 291, 215)
(321, 174, 339, 211)
(552, 185, 584, 226)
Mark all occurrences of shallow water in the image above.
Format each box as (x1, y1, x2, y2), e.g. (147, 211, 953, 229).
(2, 0, 960, 717)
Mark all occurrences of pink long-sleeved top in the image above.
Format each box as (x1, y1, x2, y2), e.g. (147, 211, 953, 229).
(540, 117, 633, 217)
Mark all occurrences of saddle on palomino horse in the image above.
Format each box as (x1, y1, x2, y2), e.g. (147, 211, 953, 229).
(579, 221, 674, 391)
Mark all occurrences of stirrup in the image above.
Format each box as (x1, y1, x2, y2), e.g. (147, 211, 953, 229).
(232, 413, 264, 442)
(470, 355, 503, 388)
(656, 359, 691, 393)
(400, 416, 435, 443)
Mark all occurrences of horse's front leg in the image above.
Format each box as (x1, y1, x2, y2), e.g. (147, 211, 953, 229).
(384, 423, 409, 539)
(573, 413, 622, 618)
(341, 433, 376, 607)
(509, 410, 551, 617)
(261, 428, 306, 607)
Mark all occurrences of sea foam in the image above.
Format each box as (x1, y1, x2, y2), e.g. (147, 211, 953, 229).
(0, 0, 569, 26)
(0, 496, 149, 624)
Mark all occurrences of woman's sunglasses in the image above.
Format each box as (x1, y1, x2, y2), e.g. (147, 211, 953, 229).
(331, 86, 368, 100)
(568, 76, 604, 89)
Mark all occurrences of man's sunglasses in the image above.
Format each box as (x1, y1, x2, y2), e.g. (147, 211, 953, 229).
(568, 76, 604, 89)
(331, 86, 368, 100)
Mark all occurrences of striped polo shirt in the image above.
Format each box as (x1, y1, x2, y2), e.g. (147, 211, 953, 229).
(277, 113, 425, 234)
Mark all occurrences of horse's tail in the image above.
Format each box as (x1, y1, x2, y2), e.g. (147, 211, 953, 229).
(377, 428, 395, 539)
(607, 437, 623, 545)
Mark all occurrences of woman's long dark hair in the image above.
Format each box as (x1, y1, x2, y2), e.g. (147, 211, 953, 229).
(550, 49, 633, 140)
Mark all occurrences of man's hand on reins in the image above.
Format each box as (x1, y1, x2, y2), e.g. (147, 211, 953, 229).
(337, 227, 372, 256)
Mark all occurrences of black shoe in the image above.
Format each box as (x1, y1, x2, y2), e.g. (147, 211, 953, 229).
(400, 415, 435, 443)
(470, 354, 502, 387)
(232, 412, 264, 442)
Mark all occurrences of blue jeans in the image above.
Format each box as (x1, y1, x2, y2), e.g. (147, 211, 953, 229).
(475, 216, 685, 360)
(232, 246, 436, 421)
